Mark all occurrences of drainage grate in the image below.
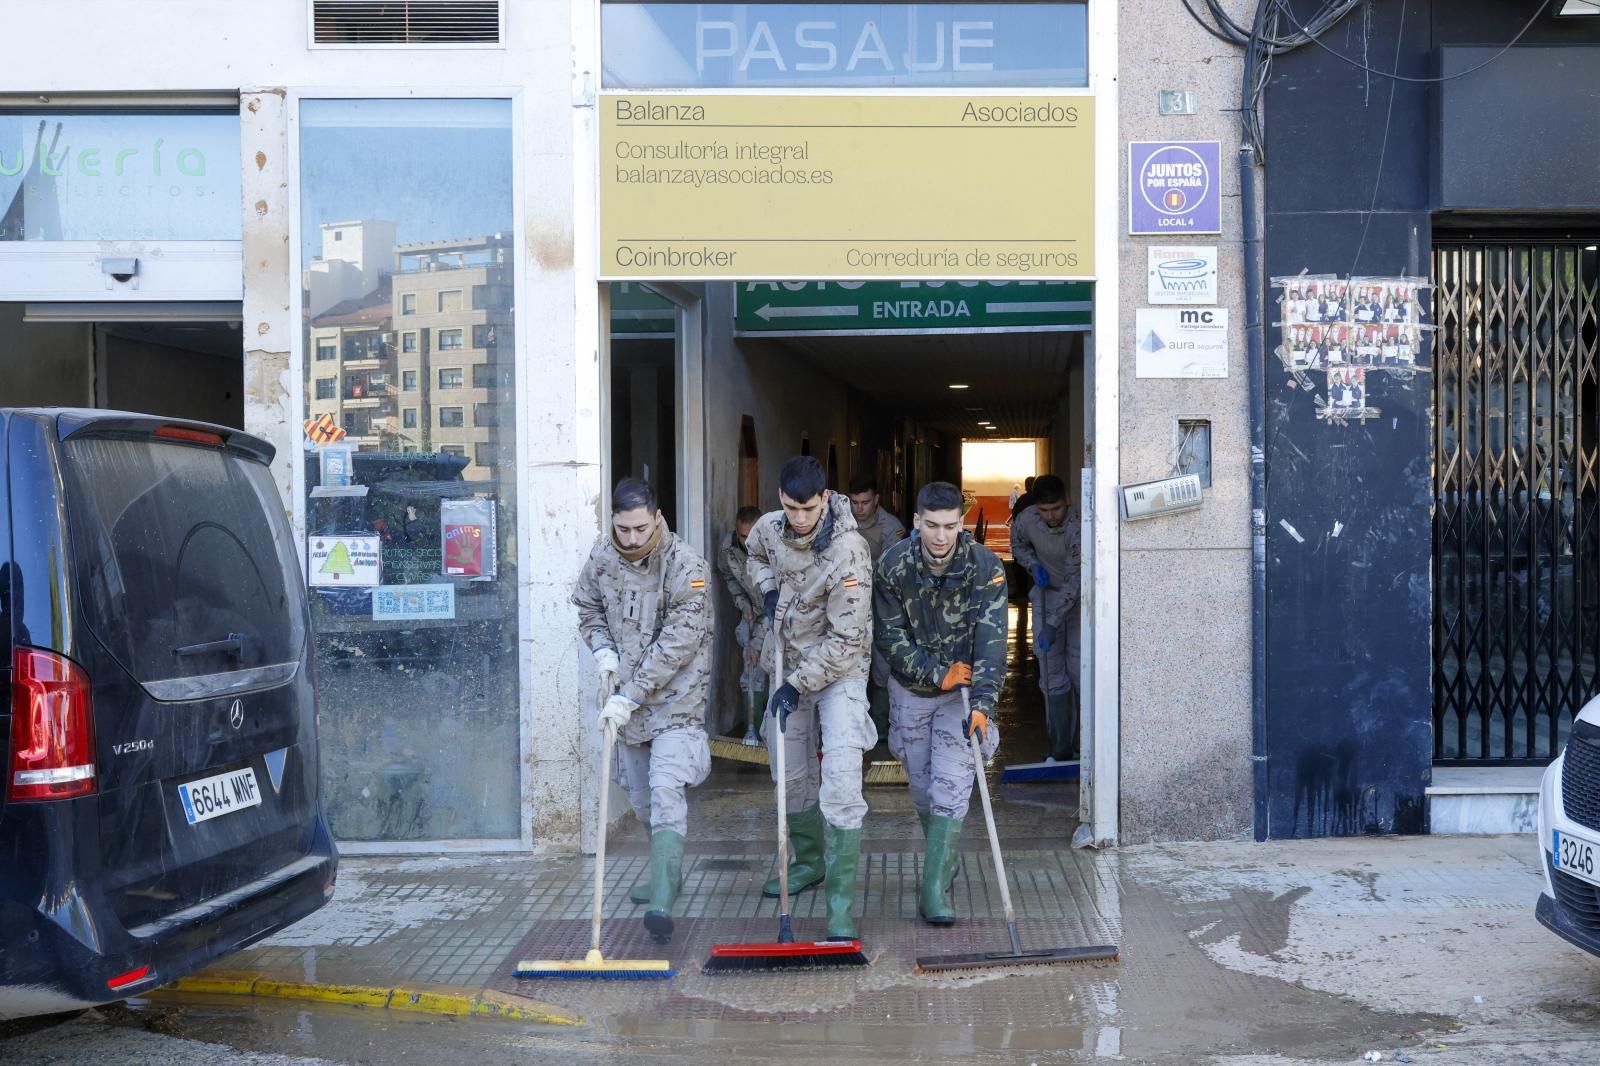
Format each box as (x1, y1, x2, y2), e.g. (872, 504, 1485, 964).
(311, 0, 502, 45)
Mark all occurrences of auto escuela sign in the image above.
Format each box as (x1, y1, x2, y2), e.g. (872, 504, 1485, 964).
(1128, 141, 1221, 236)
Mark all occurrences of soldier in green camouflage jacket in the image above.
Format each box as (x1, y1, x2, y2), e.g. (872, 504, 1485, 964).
(874, 481, 1007, 926)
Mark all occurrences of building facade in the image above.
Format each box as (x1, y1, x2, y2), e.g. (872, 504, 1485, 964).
(4, 1, 1587, 852)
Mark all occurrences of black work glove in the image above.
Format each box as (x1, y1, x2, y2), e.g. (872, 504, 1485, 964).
(763, 589, 779, 622)
(769, 682, 799, 732)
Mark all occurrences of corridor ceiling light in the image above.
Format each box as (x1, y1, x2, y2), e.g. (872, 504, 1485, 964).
(948, 383, 970, 389)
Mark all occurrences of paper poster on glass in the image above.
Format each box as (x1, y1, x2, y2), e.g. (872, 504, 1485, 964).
(372, 584, 456, 621)
(309, 534, 381, 587)
(441, 496, 497, 580)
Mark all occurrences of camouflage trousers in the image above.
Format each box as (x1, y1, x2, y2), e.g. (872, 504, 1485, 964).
(735, 617, 769, 693)
(1034, 589, 1080, 698)
(886, 677, 999, 820)
(765, 677, 876, 830)
(613, 725, 711, 837)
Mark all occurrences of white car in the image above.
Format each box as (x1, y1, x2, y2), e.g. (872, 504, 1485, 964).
(1537, 697, 1600, 957)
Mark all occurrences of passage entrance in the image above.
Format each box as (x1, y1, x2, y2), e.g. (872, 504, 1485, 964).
(1433, 239, 1600, 764)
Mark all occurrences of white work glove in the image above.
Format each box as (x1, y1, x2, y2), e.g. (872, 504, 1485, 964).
(593, 647, 620, 693)
(599, 692, 636, 741)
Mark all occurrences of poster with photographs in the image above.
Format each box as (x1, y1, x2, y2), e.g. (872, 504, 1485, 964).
(1272, 273, 1434, 427)
(1280, 276, 1347, 325)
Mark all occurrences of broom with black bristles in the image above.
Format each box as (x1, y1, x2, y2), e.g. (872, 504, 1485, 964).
(704, 622, 868, 974)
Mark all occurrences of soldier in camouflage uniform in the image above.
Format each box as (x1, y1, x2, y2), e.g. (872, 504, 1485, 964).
(875, 481, 1007, 925)
(572, 478, 713, 944)
(747, 456, 877, 940)
(1009, 473, 1080, 761)
(848, 471, 908, 746)
(716, 505, 768, 741)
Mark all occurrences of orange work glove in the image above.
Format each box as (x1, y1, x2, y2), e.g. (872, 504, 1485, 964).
(963, 708, 989, 742)
(939, 662, 972, 690)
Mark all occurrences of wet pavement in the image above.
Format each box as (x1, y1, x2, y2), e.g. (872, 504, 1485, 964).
(6, 834, 1600, 1063)
(7, 619, 1600, 1062)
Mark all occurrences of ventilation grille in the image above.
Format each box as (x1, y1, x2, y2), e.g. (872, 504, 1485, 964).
(312, 0, 502, 45)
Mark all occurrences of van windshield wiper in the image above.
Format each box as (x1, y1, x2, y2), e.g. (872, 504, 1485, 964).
(173, 633, 245, 659)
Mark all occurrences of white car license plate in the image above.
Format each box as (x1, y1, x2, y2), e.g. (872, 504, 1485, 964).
(1555, 829, 1600, 888)
(178, 767, 262, 826)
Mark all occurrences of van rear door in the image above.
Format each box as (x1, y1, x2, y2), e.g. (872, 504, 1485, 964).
(56, 420, 317, 929)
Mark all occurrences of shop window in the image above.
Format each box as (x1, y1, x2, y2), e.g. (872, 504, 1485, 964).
(438, 289, 463, 313)
(316, 339, 337, 361)
(298, 97, 518, 843)
(315, 377, 336, 400)
(439, 406, 465, 428)
(439, 329, 464, 351)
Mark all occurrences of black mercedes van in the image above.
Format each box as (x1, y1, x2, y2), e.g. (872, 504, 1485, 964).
(0, 409, 336, 1019)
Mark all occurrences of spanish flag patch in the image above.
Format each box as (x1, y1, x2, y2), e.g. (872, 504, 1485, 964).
(843, 577, 859, 588)
(689, 579, 705, 589)
(991, 574, 1006, 585)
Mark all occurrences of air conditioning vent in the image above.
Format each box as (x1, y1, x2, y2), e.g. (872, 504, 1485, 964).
(312, 0, 502, 46)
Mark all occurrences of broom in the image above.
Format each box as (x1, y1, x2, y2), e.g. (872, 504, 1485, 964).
(710, 623, 772, 765)
(704, 626, 868, 974)
(515, 678, 674, 980)
(914, 687, 1116, 973)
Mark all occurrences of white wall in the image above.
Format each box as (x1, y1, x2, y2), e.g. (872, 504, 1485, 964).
(1, 0, 590, 851)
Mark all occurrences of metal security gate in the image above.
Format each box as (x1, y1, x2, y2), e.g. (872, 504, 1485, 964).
(1433, 240, 1600, 764)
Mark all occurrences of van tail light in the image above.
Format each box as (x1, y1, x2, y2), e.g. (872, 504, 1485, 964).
(9, 648, 97, 802)
(107, 965, 152, 991)
(153, 425, 225, 447)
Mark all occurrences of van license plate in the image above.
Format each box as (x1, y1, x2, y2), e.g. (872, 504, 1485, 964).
(178, 768, 262, 826)
(1555, 829, 1600, 887)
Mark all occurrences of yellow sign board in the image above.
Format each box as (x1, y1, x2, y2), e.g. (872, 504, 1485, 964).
(599, 94, 1094, 280)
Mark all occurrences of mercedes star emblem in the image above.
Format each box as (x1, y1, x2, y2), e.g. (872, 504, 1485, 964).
(229, 699, 244, 730)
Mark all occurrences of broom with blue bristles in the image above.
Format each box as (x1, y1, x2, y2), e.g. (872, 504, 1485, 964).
(515, 675, 674, 981)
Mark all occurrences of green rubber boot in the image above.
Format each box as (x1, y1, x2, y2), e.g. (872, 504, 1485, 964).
(822, 824, 863, 941)
(762, 805, 827, 898)
(742, 690, 766, 746)
(918, 809, 960, 890)
(1046, 693, 1075, 762)
(919, 815, 963, 925)
(629, 828, 653, 905)
(642, 829, 684, 943)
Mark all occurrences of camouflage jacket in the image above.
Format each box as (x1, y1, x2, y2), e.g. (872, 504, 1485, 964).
(746, 492, 872, 693)
(856, 506, 907, 563)
(1010, 503, 1081, 622)
(717, 532, 763, 618)
(571, 528, 712, 744)
(873, 532, 1009, 711)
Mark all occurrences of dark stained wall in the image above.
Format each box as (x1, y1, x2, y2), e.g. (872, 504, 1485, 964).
(1261, 2, 1600, 837)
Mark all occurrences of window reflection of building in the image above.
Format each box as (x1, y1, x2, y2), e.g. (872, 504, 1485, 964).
(390, 235, 514, 481)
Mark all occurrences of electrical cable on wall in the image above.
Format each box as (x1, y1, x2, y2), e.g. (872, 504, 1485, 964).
(1181, 0, 1552, 160)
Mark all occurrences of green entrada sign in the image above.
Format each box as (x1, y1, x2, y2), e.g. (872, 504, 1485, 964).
(734, 280, 1092, 334)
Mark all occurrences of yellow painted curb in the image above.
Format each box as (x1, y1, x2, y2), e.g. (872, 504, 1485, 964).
(151, 972, 581, 1026)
